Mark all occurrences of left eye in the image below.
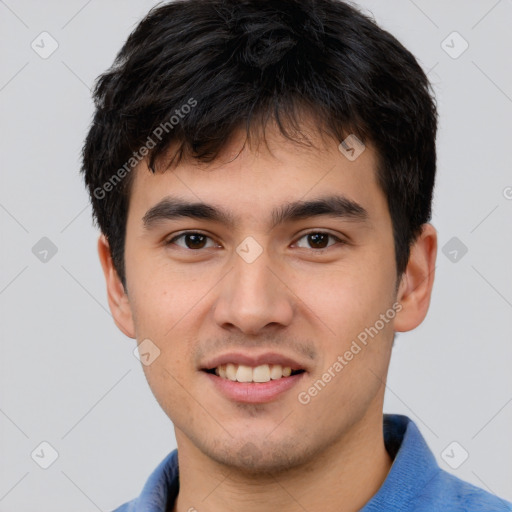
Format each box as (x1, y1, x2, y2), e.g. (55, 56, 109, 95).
(167, 232, 217, 250)
(294, 232, 342, 250)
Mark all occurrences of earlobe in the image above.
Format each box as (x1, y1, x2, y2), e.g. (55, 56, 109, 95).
(394, 223, 437, 333)
(97, 234, 136, 339)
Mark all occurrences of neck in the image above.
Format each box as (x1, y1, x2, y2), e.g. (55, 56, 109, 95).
(172, 408, 392, 512)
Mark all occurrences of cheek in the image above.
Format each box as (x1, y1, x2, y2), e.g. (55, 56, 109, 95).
(142, 359, 197, 429)
(294, 257, 396, 340)
(127, 284, 201, 409)
(126, 256, 204, 337)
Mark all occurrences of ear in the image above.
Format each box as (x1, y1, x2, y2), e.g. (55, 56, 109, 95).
(394, 223, 437, 332)
(97, 234, 136, 339)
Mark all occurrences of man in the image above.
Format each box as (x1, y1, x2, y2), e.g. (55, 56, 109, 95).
(81, 0, 512, 510)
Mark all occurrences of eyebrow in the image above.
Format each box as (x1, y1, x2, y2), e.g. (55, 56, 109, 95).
(142, 194, 369, 231)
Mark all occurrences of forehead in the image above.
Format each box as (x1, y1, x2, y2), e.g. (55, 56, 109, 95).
(127, 123, 387, 228)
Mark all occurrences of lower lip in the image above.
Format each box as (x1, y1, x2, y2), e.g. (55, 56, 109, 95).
(204, 371, 306, 403)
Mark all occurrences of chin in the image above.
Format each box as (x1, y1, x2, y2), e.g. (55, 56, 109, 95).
(207, 438, 316, 475)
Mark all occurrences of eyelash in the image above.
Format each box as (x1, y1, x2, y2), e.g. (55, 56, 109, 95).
(166, 231, 345, 251)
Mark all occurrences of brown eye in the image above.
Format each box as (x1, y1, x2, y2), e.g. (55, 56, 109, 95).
(168, 232, 216, 250)
(183, 234, 207, 249)
(295, 232, 342, 250)
(307, 233, 329, 249)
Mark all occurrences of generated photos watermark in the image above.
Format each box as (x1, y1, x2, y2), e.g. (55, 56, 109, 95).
(298, 301, 403, 405)
(93, 97, 197, 200)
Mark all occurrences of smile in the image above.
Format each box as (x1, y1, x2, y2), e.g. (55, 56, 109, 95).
(205, 363, 305, 383)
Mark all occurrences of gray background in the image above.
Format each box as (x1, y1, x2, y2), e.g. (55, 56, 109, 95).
(1, 0, 511, 510)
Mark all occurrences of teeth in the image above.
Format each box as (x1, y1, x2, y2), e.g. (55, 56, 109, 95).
(270, 364, 283, 380)
(226, 363, 237, 381)
(214, 363, 296, 382)
(253, 364, 270, 382)
(236, 365, 253, 382)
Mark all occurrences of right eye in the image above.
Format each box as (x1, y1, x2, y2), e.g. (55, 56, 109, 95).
(166, 232, 219, 250)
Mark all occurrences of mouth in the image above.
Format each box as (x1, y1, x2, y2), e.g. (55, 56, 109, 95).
(200, 354, 308, 403)
(203, 363, 305, 383)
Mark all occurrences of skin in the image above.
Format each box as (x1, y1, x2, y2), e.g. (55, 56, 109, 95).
(98, 120, 437, 512)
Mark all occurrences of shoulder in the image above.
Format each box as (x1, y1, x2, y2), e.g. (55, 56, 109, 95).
(417, 469, 512, 511)
(110, 499, 137, 512)
(373, 415, 512, 511)
(109, 449, 179, 512)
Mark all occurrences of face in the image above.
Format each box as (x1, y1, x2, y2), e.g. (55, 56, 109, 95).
(115, 123, 403, 472)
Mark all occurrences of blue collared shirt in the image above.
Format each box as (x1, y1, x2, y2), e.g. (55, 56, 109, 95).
(112, 414, 512, 511)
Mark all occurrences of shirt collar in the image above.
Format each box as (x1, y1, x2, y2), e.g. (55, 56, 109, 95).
(361, 414, 440, 510)
(134, 449, 179, 511)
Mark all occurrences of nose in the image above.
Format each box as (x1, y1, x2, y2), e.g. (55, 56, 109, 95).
(213, 247, 295, 335)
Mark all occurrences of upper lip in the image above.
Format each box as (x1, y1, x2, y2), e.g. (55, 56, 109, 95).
(200, 351, 309, 372)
